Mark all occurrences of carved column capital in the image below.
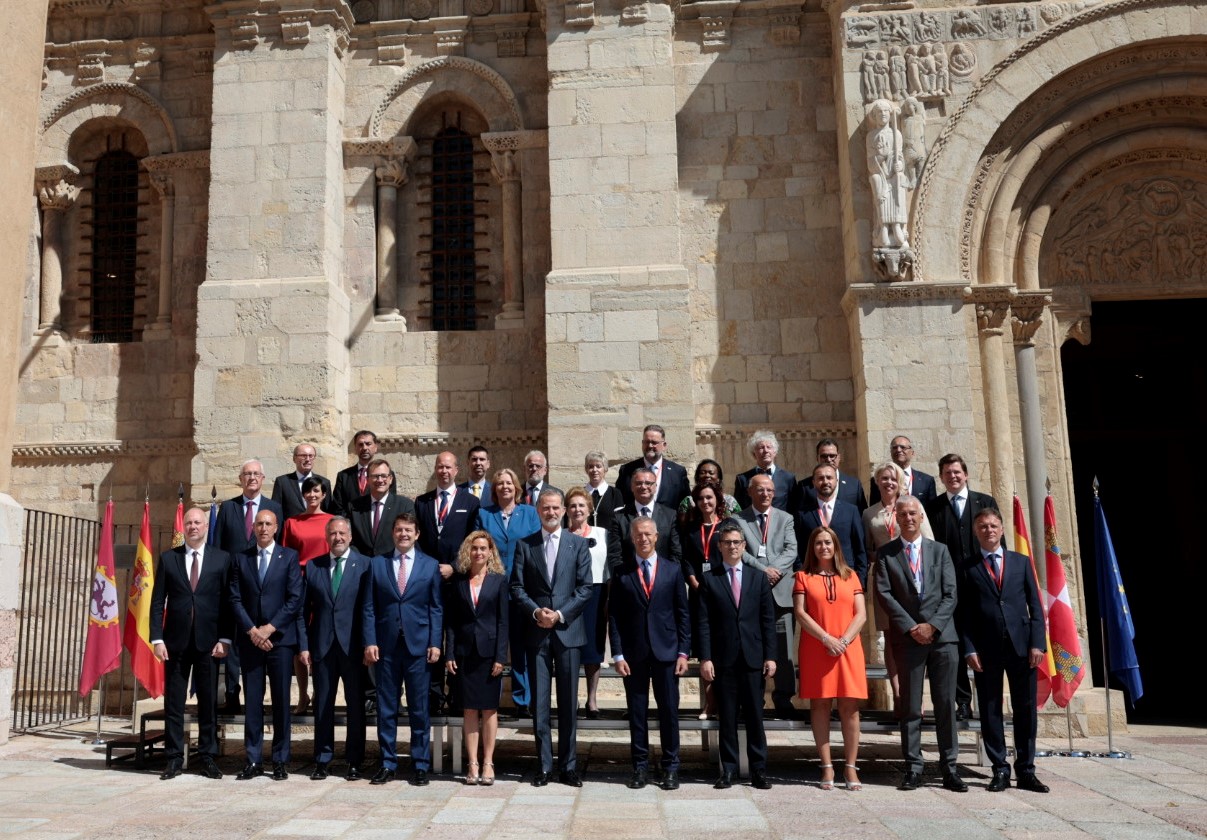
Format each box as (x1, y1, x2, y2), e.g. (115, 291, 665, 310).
(1010, 290, 1052, 347)
(1050, 288, 1092, 347)
(148, 171, 175, 199)
(375, 156, 410, 188)
(965, 284, 1016, 336)
(36, 164, 81, 211)
(489, 148, 519, 184)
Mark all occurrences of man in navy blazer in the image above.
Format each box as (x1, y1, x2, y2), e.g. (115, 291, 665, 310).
(791, 438, 869, 514)
(616, 425, 692, 509)
(521, 450, 561, 506)
(959, 508, 1049, 793)
(299, 516, 372, 780)
(230, 509, 303, 781)
(457, 444, 493, 503)
(363, 511, 443, 786)
(607, 468, 682, 574)
(796, 464, 868, 586)
(331, 430, 396, 516)
(733, 430, 796, 511)
(271, 443, 333, 520)
(870, 435, 937, 506)
(511, 488, 593, 787)
(349, 459, 416, 558)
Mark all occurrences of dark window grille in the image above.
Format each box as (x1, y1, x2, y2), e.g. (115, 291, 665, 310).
(90, 150, 140, 343)
(429, 128, 478, 331)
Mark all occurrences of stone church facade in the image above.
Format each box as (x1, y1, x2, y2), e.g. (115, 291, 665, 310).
(9, 0, 1206, 724)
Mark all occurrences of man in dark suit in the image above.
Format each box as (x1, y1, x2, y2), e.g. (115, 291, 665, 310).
(521, 450, 560, 506)
(271, 443, 332, 520)
(607, 468, 682, 573)
(458, 444, 492, 503)
(584, 450, 625, 533)
(795, 464, 868, 586)
(332, 430, 395, 516)
(510, 488, 593, 787)
(876, 496, 967, 792)
(790, 438, 868, 514)
(150, 507, 233, 780)
(363, 512, 443, 786)
(960, 508, 1049, 793)
(349, 458, 416, 558)
(298, 516, 372, 780)
(608, 516, 691, 790)
(733, 430, 796, 511)
(230, 509, 303, 781)
(213, 459, 284, 713)
(697, 520, 778, 790)
(870, 435, 937, 506)
(925, 452, 1002, 719)
(737, 474, 799, 716)
(616, 424, 691, 509)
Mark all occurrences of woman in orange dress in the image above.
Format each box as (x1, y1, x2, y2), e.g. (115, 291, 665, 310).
(794, 525, 867, 791)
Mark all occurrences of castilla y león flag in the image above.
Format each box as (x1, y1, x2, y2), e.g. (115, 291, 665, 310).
(1044, 494, 1085, 707)
(123, 501, 164, 698)
(79, 500, 122, 696)
(1013, 495, 1054, 708)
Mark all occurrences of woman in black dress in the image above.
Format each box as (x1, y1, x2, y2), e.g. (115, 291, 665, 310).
(445, 530, 509, 785)
(680, 479, 729, 718)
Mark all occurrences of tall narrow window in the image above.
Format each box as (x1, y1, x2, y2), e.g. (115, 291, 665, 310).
(89, 150, 140, 343)
(429, 127, 478, 331)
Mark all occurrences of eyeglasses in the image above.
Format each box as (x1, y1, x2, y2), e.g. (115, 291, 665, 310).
(632, 480, 655, 487)
(719, 539, 745, 546)
(369, 473, 392, 482)
(240, 472, 263, 479)
(890, 444, 912, 451)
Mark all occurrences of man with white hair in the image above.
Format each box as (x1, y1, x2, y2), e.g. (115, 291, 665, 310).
(733, 430, 796, 511)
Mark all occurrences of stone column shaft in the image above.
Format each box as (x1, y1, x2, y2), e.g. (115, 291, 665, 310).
(495, 151, 523, 324)
(36, 172, 80, 333)
(974, 295, 1015, 507)
(1012, 292, 1052, 560)
(373, 147, 411, 324)
(150, 172, 175, 326)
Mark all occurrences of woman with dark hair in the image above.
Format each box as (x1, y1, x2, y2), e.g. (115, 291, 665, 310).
(680, 479, 731, 719)
(446, 531, 509, 785)
(565, 486, 609, 718)
(678, 459, 741, 519)
(281, 476, 334, 714)
(794, 526, 868, 791)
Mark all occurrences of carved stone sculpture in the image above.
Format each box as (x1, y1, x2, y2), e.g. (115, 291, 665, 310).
(866, 99, 909, 250)
(900, 97, 927, 190)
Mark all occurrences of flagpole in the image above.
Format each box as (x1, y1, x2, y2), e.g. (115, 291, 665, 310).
(1093, 478, 1129, 759)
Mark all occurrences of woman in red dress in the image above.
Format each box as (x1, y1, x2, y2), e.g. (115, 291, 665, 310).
(281, 477, 334, 714)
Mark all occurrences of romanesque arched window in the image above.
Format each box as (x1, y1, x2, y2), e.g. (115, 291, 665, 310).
(87, 148, 142, 342)
(427, 126, 481, 330)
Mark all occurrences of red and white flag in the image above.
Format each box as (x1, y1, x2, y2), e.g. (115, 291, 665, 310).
(79, 501, 122, 695)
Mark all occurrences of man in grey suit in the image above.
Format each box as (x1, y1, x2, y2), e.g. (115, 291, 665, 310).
(510, 488, 593, 787)
(875, 495, 967, 792)
(737, 474, 799, 716)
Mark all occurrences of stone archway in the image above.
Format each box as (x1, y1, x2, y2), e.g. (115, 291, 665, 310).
(39, 81, 178, 165)
(367, 56, 525, 138)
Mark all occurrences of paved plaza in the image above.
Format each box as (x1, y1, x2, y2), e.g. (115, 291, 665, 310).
(1, 721, 1205, 839)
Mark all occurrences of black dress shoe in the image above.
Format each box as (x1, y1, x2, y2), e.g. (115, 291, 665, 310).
(661, 769, 679, 791)
(987, 770, 1010, 792)
(370, 766, 393, 785)
(751, 771, 772, 790)
(956, 702, 971, 721)
(627, 769, 648, 789)
(345, 765, 363, 781)
(559, 769, 583, 788)
(514, 706, 532, 719)
(236, 762, 264, 781)
(411, 769, 429, 786)
(272, 762, 289, 781)
(198, 757, 223, 779)
(160, 760, 183, 780)
(1016, 773, 1050, 793)
(942, 772, 969, 792)
(714, 772, 734, 790)
(311, 763, 330, 781)
(899, 771, 922, 790)
(218, 694, 242, 715)
(584, 707, 600, 720)
(532, 771, 550, 787)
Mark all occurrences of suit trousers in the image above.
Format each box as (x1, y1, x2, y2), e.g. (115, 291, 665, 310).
(223, 641, 242, 700)
(896, 640, 960, 773)
(771, 610, 797, 709)
(312, 643, 366, 766)
(509, 602, 531, 708)
(714, 663, 768, 774)
(622, 658, 681, 771)
(240, 640, 296, 764)
(376, 637, 433, 771)
(527, 635, 582, 774)
(973, 638, 1039, 775)
(163, 642, 220, 761)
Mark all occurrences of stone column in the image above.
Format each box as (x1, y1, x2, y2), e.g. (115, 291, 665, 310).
(35, 166, 81, 337)
(374, 147, 411, 324)
(145, 170, 176, 337)
(483, 132, 533, 329)
(1012, 290, 1052, 555)
(968, 287, 1016, 507)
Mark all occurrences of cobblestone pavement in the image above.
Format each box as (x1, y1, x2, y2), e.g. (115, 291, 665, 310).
(1, 722, 1205, 839)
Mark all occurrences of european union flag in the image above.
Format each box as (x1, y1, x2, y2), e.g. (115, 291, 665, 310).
(207, 500, 218, 547)
(1094, 495, 1142, 704)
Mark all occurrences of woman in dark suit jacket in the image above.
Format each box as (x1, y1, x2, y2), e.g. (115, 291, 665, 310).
(679, 479, 730, 717)
(445, 530, 509, 785)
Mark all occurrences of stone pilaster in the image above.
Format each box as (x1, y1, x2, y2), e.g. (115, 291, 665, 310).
(35, 165, 81, 338)
(968, 285, 1016, 508)
(373, 140, 414, 324)
(144, 169, 176, 338)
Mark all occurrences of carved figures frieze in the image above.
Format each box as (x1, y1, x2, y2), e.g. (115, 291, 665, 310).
(861, 43, 950, 103)
(844, 2, 1083, 52)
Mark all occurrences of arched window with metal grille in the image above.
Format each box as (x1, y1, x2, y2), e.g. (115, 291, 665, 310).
(88, 149, 141, 343)
(427, 126, 480, 331)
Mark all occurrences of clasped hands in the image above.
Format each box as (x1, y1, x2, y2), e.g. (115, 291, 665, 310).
(247, 623, 276, 651)
(534, 607, 559, 629)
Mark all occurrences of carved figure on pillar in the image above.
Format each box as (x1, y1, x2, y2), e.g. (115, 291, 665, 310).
(866, 100, 909, 250)
(901, 97, 927, 191)
(888, 47, 907, 100)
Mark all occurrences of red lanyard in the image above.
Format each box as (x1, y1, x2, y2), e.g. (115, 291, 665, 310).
(759, 510, 770, 544)
(638, 558, 657, 597)
(984, 553, 1004, 589)
(701, 520, 720, 562)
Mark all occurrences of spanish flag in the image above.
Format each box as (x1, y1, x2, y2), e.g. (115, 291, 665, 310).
(123, 501, 164, 698)
(1013, 495, 1054, 708)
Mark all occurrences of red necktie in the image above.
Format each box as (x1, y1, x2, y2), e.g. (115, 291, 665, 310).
(373, 500, 382, 535)
(358, 466, 368, 495)
(729, 566, 740, 606)
(190, 550, 200, 591)
(397, 553, 408, 595)
(244, 500, 254, 539)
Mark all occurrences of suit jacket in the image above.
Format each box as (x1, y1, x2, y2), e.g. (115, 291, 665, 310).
(608, 502, 682, 574)
(348, 492, 417, 558)
(875, 537, 959, 647)
(695, 562, 777, 669)
(608, 555, 691, 664)
(795, 499, 869, 587)
(870, 468, 937, 507)
(458, 479, 493, 506)
(520, 481, 562, 507)
(476, 503, 542, 576)
(331, 462, 395, 516)
(616, 457, 691, 510)
(444, 572, 510, 664)
(213, 494, 284, 555)
(415, 486, 481, 566)
(510, 529, 593, 648)
(230, 543, 304, 647)
(926, 489, 1003, 567)
(299, 550, 372, 661)
(791, 471, 869, 515)
(957, 548, 1045, 661)
(586, 484, 626, 533)
(150, 544, 235, 654)
(271, 472, 333, 520)
(737, 506, 799, 608)
(363, 548, 443, 658)
(733, 467, 797, 511)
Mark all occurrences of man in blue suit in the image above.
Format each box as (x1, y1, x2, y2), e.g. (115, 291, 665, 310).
(870, 435, 938, 506)
(363, 511, 443, 786)
(616, 425, 691, 509)
(213, 459, 284, 713)
(457, 445, 493, 503)
(511, 488, 593, 787)
(608, 516, 691, 790)
(271, 443, 333, 520)
(791, 438, 869, 514)
(299, 516, 372, 780)
(229, 509, 303, 781)
(350, 459, 416, 559)
(796, 463, 868, 586)
(733, 430, 796, 511)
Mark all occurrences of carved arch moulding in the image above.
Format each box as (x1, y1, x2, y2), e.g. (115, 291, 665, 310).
(38, 81, 178, 166)
(366, 55, 524, 138)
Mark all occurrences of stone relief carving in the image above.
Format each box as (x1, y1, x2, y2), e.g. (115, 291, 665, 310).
(900, 97, 927, 190)
(497, 29, 527, 57)
(281, 13, 311, 45)
(769, 14, 801, 46)
(468, 0, 494, 14)
(913, 12, 942, 43)
(866, 99, 916, 280)
(1010, 292, 1052, 346)
(1017, 7, 1037, 36)
(352, 0, 377, 23)
(862, 43, 950, 103)
(950, 10, 987, 39)
(844, 3, 1081, 49)
(375, 156, 410, 187)
(37, 176, 81, 212)
(947, 42, 976, 76)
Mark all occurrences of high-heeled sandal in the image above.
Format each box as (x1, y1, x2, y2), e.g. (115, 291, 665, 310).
(843, 764, 862, 792)
(819, 764, 835, 791)
(480, 762, 495, 786)
(465, 761, 480, 785)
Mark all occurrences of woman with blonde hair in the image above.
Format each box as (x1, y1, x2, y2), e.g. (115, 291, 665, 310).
(565, 486, 610, 718)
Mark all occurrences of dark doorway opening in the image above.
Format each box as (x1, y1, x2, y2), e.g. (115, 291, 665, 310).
(1062, 298, 1207, 724)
